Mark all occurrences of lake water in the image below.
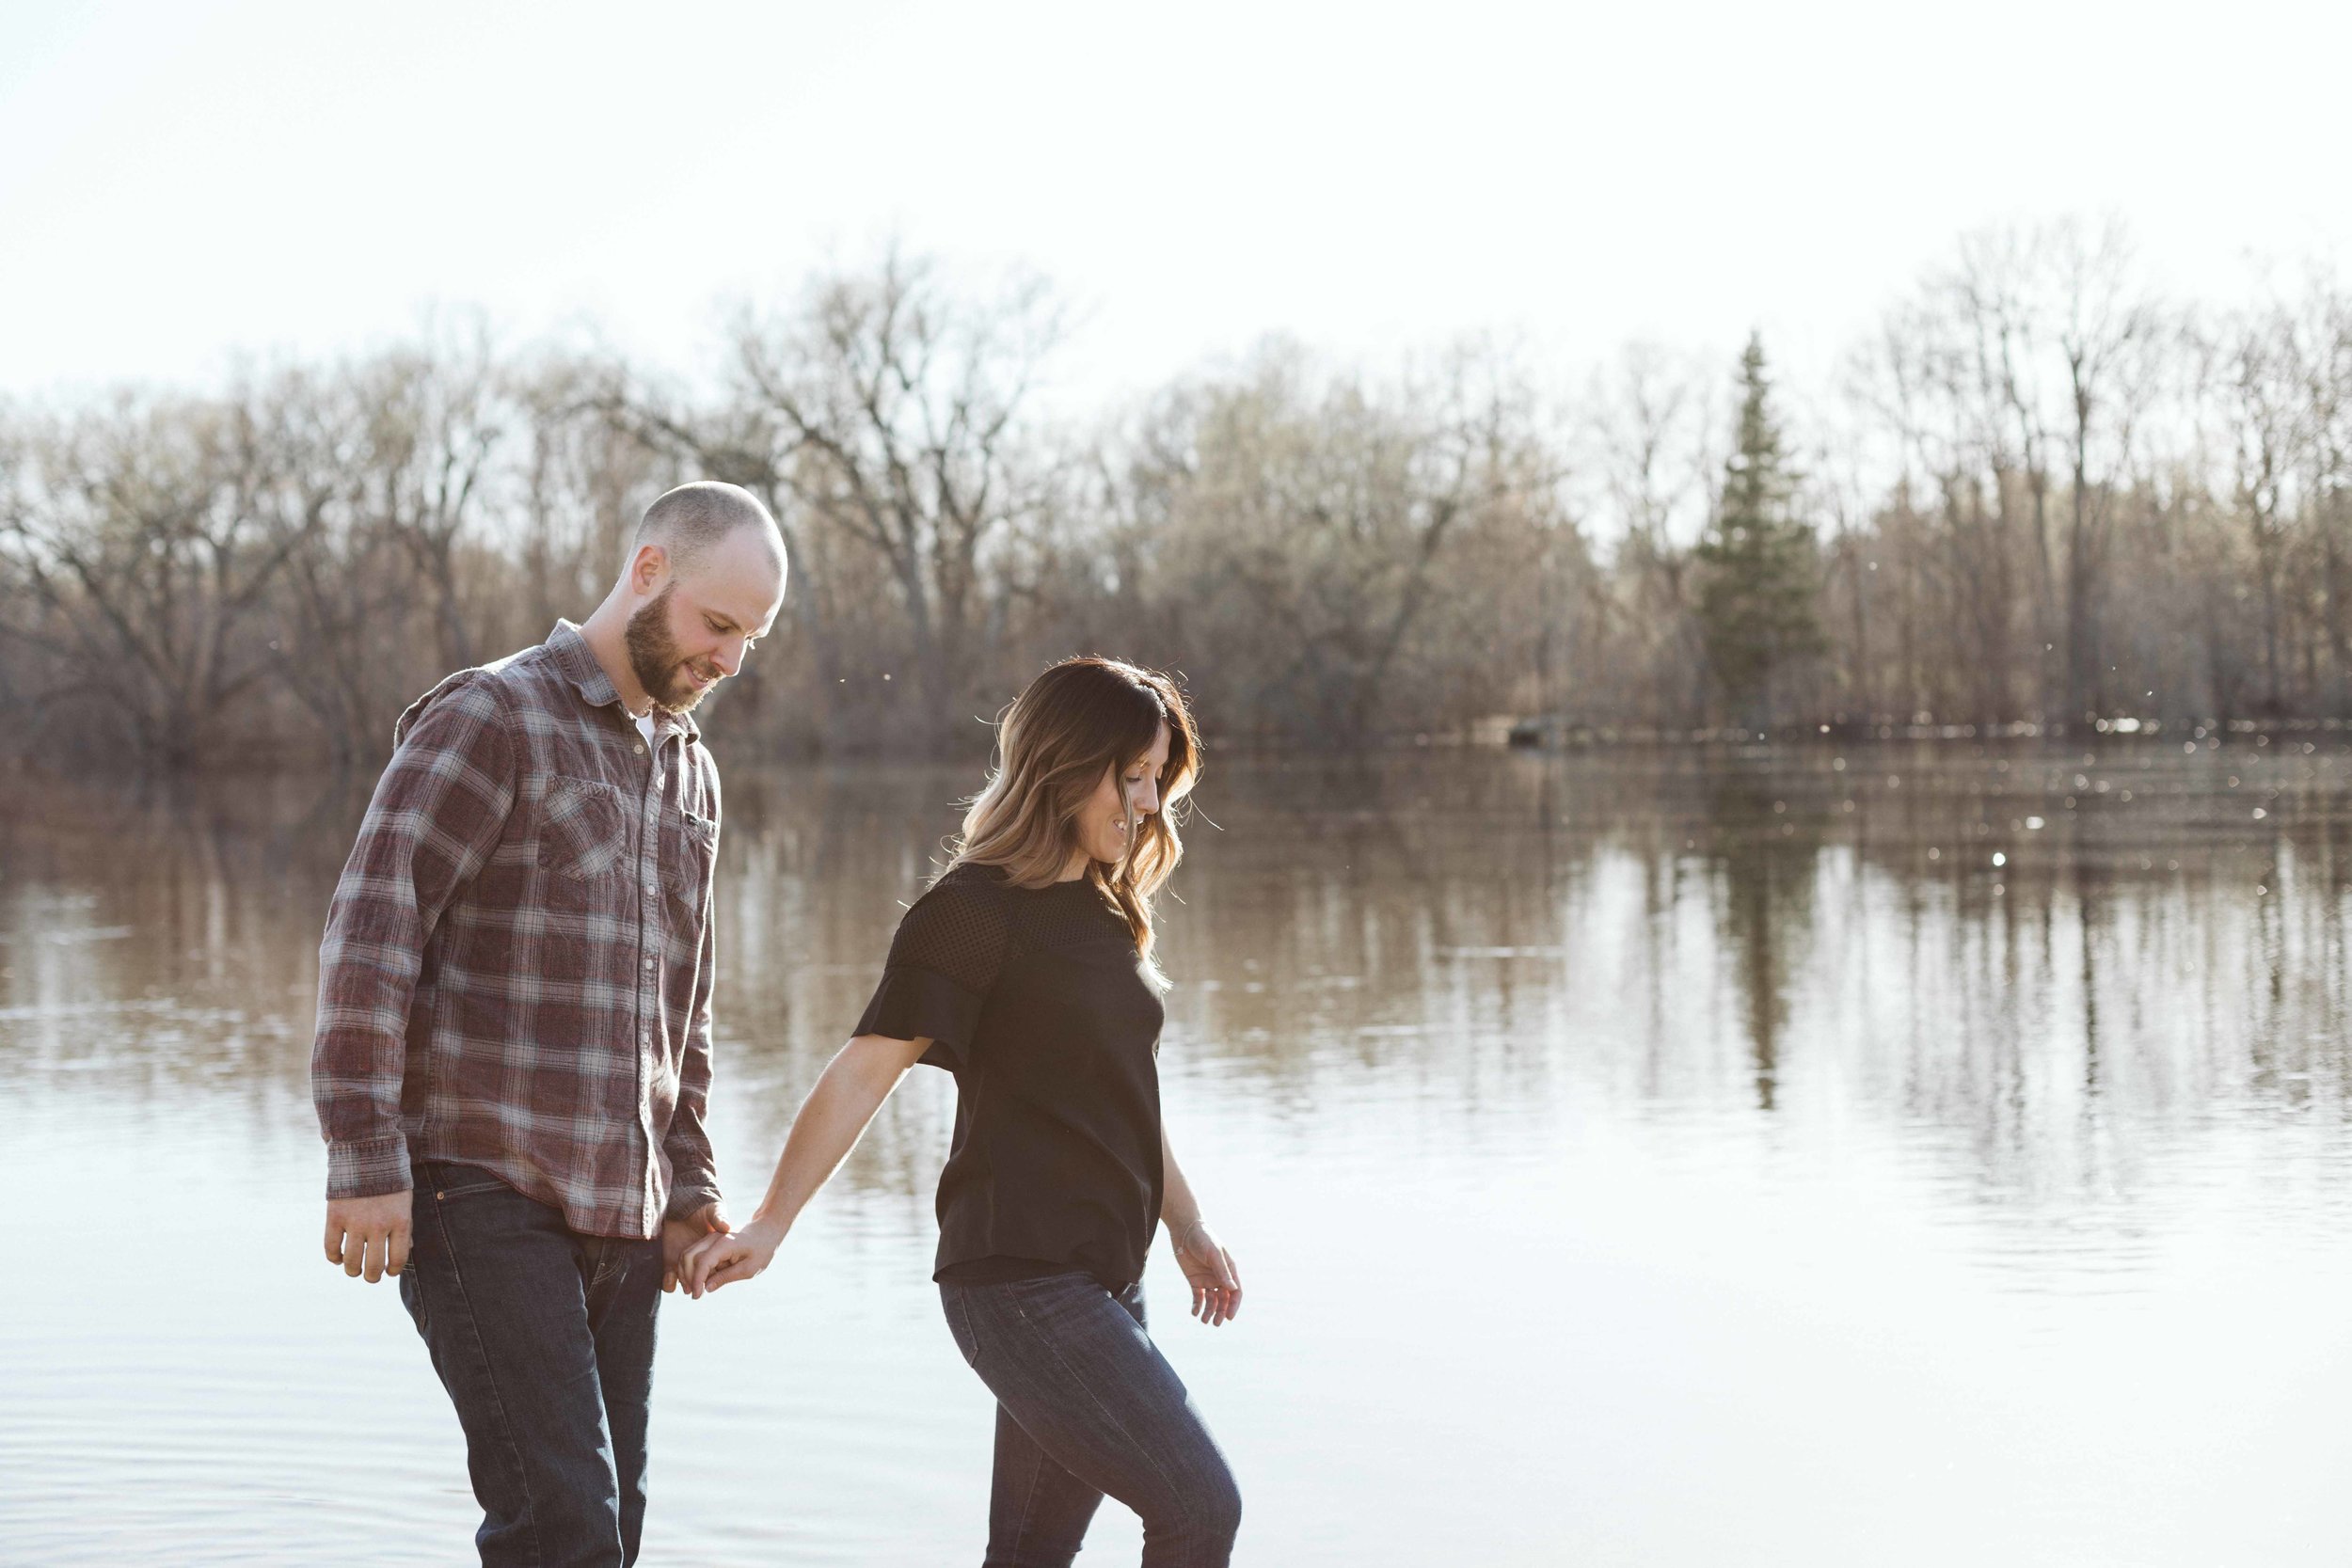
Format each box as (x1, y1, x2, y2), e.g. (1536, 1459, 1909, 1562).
(8, 741, 2352, 1566)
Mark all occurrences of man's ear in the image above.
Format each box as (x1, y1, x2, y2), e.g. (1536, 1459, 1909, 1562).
(628, 542, 669, 595)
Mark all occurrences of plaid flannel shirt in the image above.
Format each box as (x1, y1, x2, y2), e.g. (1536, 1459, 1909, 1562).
(310, 621, 724, 1239)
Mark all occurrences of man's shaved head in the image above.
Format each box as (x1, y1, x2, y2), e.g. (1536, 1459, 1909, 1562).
(634, 481, 785, 578)
(581, 480, 787, 717)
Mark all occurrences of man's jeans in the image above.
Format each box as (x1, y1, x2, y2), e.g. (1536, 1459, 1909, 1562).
(400, 1162, 664, 1568)
(940, 1271, 1242, 1568)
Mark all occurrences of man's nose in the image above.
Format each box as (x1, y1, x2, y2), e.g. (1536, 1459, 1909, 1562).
(711, 638, 745, 677)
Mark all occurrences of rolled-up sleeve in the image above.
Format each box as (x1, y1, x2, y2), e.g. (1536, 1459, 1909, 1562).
(310, 676, 516, 1198)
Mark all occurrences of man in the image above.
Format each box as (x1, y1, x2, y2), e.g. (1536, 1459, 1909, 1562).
(311, 481, 787, 1567)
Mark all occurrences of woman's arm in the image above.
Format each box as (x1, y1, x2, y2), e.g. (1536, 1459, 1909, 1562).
(681, 1033, 931, 1295)
(1161, 1124, 1243, 1326)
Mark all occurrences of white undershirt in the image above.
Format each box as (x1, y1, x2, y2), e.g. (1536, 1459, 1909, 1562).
(634, 711, 657, 749)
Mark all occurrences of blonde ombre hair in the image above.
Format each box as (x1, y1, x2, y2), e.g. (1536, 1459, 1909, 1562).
(952, 657, 1200, 978)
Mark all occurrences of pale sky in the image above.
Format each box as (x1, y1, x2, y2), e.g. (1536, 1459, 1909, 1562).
(4, 0, 2347, 410)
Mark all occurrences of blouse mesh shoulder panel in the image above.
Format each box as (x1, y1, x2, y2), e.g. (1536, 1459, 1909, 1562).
(853, 862, 1009, 1068)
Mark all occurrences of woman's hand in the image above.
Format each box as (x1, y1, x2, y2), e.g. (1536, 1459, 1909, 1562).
(681, 1215, 786, 1298)
(680, 1033, 928, 1300)
(1168, 1218, 1242, 1326)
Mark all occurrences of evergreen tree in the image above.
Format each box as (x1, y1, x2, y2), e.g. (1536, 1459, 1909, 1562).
(1694, 333, 1823, 729)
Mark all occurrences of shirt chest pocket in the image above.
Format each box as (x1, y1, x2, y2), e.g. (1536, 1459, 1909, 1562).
(538, 777, 631, 895)
(661, 809, 718, 923)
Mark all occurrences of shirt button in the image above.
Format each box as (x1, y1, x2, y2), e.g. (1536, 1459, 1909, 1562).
(643, 956, 657, 971)
(644, 879, 657, 895)
(633, 742, 645, 755)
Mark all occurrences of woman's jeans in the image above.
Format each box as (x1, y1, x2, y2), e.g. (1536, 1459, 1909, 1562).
(399, 1162, 664, 1568)
(940, 1271, 1242, 1568)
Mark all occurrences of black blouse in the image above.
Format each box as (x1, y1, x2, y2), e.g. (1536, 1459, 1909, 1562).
(853, 861, 1168, 1289)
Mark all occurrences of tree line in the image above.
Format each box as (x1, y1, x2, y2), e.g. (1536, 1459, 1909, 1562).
(5, 222, 2350, 773)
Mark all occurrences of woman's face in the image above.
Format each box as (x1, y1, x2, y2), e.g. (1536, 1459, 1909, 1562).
(1072, 721, 1172, 870)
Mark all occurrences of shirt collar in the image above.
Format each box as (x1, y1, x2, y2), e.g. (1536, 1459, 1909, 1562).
(545, 620, 700, 745)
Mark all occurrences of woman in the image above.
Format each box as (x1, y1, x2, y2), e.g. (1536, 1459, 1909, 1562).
(683, 656, 1245, 1567)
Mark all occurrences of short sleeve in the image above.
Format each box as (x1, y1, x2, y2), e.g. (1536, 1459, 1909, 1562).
(853, 866, 1009, 1070)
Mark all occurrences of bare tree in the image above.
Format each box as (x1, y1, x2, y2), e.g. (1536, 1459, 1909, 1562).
(513, 356, 675, 627)
(1899, 230, 2054, 721)
(1, 382, 321, 768)
(1127, 341, 1558, 742)
(263, 371, 432, 767)
(2213, 302, 2307, 711)
(2047, 220, 2166, 726)
(1579, 343, 1717, 727)
(343, 323, 507, 673)
(720, 249, 1062, 746)
(1867, 293, 2029, 727)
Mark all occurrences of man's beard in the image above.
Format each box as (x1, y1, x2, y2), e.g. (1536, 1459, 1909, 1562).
(624, 584, 712, 713)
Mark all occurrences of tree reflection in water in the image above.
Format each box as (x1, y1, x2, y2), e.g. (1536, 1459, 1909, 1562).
(6, 740, 2352, 1233)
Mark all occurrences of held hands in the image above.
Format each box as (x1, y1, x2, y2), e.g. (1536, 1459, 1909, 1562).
(662, 1202, 731, 1293)
(679, 1215, 787, 1298)
(1169, 1218, 1242, 1327)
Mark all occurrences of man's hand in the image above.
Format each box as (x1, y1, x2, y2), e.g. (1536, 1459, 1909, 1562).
(662, 1201, 730, 1293)
(324, 1191, 414, 1283)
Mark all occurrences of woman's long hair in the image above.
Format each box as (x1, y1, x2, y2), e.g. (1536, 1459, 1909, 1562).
(951, 657, 1200, 983)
